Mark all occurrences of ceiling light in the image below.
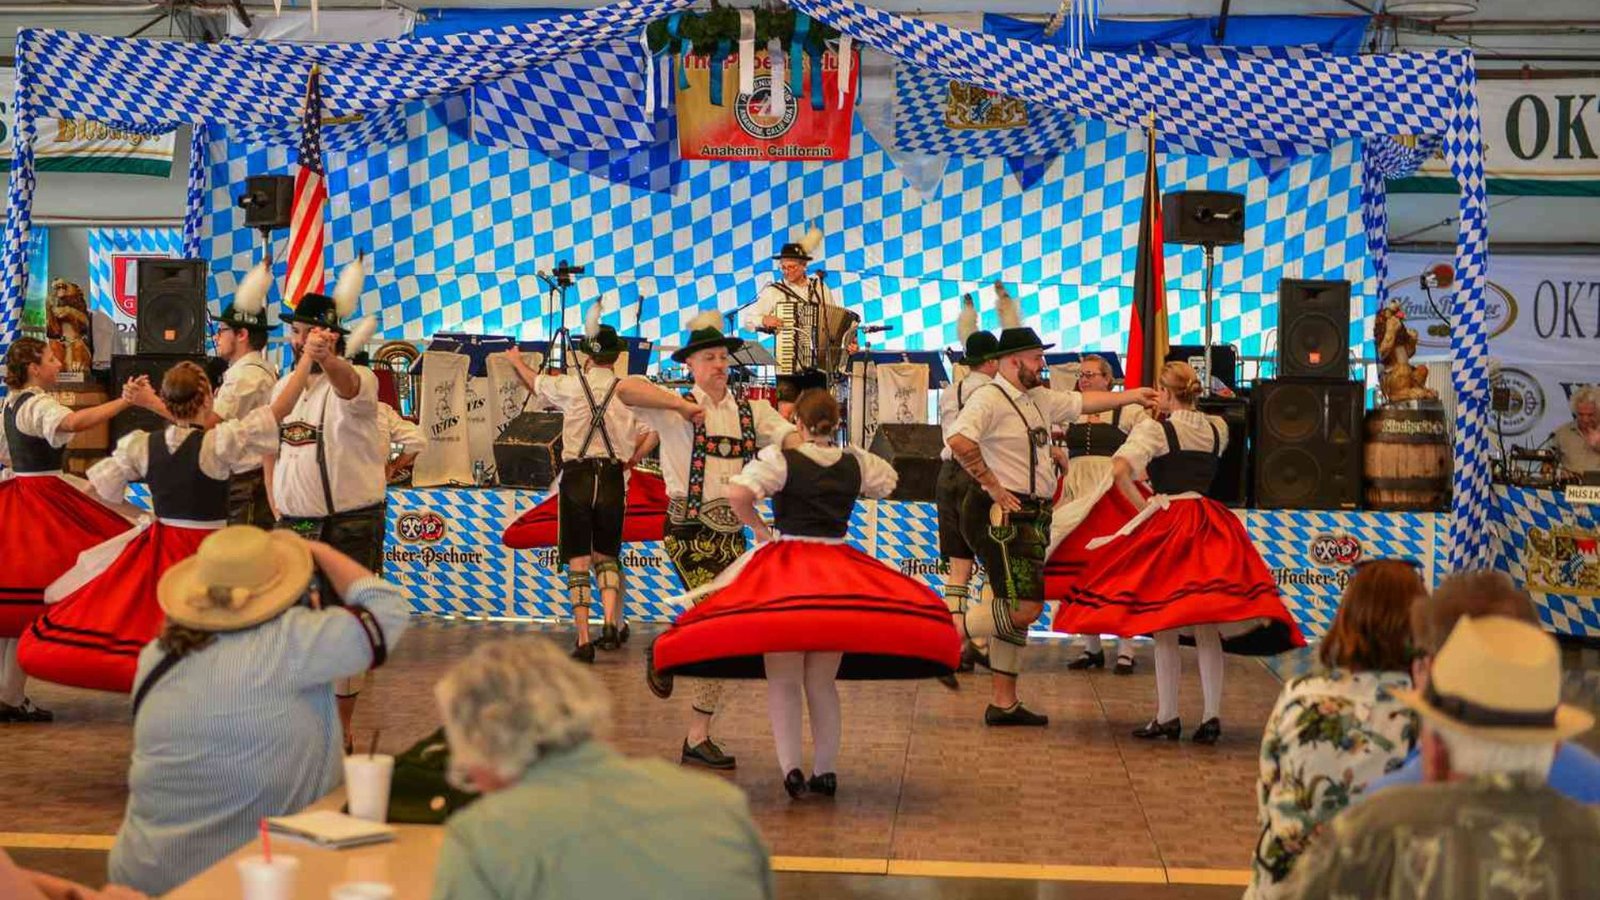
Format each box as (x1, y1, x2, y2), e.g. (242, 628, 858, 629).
(1385, 0, 1479, 17)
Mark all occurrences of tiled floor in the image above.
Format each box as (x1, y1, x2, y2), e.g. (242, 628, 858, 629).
(3, 620, 1290, 896)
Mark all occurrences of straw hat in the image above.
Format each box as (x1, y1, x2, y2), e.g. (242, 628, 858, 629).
(158, 526, 314, 632)
(1391, 615, 1594, 744)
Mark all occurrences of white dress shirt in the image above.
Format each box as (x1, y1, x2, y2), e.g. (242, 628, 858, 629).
(1073, 401, 1147, 431)
(532, 367, 636, 462)
(89, 406, 282, 508)
(378, 404, 426, 457)
(0, 388, 72, 469)
(269, 369, 387, 518)
(949, 378, 1083, 497)
(731, 442, 899, 500)
(1114, 408, 1230, 477)
(634, 385, 794, 502)
(212, 352, 278, 423)
(938, 371, 994, 461)
(740, 276, 835, 332)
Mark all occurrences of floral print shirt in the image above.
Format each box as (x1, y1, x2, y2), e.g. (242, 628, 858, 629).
(1247, 668, 1417, 899)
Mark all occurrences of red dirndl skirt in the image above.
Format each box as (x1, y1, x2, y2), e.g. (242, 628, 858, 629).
(19, 520, 215, 693)
(651, 540, 961, 680)
(1049, 494, 1304, 656)
(0, 475, 132, 638)
(501, 470, 668, 548)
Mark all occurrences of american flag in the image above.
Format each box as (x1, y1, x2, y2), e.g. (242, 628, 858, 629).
(285, 66, 327, 309)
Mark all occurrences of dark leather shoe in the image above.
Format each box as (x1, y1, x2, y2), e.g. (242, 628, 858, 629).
(596, 623, 621, 651)
(682, 739, 737, 770)
(1113, 655, 1136, 676)
(1066, 650, 1105, 671)
(808, 773, 837, 797)
(1192, 717, 1222, 745)
(784, 768, 808, 799)
(1132, 717, 1182, 740)
(936, 672, 961, 691)
(0, 698, 54, 723)
(984, 703, 1049, 727)
(645, 642, 673, 699)
(618, 621, 631, 644)
(571, 640, 595, 664)
(961, 641, 990, 671)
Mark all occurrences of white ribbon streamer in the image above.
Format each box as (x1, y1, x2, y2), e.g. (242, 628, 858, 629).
(738, 10, 756, 98)
(837, 36, 854, 109)
(767, 39, 786, 119)
(641, 29, 656, 116)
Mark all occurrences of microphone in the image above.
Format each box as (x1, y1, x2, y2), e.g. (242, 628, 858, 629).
(862, 325, 895, 334)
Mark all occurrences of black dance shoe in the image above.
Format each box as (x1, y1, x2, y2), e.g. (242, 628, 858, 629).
(645, 642, 674, 699)
(1066, 650, 1106, 671)
(984, 703, 1049, 727)
(682, 739, 737, 770)
(618, 621, 631, 644)
(596, 623, 621, 651)
(0, 698, 54, 723)
(808, 773, 838, 797)
(936, 672, 961, 691)
(1192, 718, 1222, 745)
(1132, 717, 1181, 741)
(1113, 655, 1136, 676)
(784, 768, 808, 799)
(571, 640, 595, 664)
(961, 641, 990, 671)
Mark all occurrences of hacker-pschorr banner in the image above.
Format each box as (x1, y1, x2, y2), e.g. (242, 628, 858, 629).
(1403, 78, 1600, 196)
(0, 70, 177, 176)
(1388, 253, 1600, 451)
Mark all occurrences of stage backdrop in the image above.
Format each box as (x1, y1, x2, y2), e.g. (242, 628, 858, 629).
(197, 90, 1374, 368)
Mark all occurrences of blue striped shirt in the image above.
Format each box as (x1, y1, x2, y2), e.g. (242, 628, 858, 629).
(109, 577, 412, 895)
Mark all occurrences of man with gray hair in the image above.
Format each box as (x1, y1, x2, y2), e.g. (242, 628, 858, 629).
(1553, 385, 1600, 478)
(431, 639, 774, 900)
(1282, 606, 1600, 899)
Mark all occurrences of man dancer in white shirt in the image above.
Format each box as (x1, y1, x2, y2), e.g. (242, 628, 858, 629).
(935, 330, 1000, 687)
(211, 301, 279, 525)
(637, 312, 799, 770)
(947, 328, 1154, 726)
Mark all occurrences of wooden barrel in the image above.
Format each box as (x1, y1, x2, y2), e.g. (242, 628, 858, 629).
(1363, 405, 1451, 511)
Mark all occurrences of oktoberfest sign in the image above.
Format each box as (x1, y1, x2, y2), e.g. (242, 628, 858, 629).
(1406, 78, 1600, 196)
(0, 69, 177, 176)
(675, 48, 856, 161)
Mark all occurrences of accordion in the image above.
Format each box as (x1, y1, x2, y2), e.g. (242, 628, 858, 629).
(773, 285, 859, 375)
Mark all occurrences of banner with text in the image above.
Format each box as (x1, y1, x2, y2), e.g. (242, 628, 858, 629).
(1, 69, 177, 176)
(1398, 78, 1600, 196)
(675, 49, 856, 161)
(1389, 252, 1600, 448)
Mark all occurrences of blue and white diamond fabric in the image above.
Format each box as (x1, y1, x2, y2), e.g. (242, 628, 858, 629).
(471, 42, 655, 155)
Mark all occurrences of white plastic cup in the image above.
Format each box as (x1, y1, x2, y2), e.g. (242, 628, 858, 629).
(330, 883, 396, 900)
(237, 854, 300, 900)
(343, 753, 395, 823)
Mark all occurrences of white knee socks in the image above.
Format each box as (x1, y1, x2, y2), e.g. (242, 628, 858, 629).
(765, 652, 843, 776)
(765, 653, 806, 773)
(0, 639, 25, 706)
(1152, 627, 1224, 723)
(1153, 630, 1180, 723)
(964, 592, 1024, 676)
(1196, 625, 1224, 722)
(805, 652, 843, 776)
(1083, 634, 1103, 655)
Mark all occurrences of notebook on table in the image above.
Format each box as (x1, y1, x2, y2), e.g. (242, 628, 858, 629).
(266, 810, 397, 849)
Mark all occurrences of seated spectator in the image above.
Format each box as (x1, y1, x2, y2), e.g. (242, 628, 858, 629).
(1364, 570, 1600, 803)
(1247, 560, 1423, 899)
(431, 638, 774, 900)
(109, 526, 412, 895)
(1283, 614, 1600, 899)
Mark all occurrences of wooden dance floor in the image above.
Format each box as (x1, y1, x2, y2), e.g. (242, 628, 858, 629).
(3, 618, 1298, 898)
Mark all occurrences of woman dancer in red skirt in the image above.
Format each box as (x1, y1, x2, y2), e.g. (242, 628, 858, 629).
(1, 338, 136, 722)
(20, 351, 314, 694)
(1047, 363, 1302, 745)
(649, 390, 960, 798)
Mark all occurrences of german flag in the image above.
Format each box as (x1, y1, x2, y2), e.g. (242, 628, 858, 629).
(1124, 126, 1167, 390)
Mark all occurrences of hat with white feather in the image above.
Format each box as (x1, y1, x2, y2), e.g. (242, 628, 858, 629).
(671, 310, 745, 363)
(774, 222, 824, 262)
(218, 259, 274, 331)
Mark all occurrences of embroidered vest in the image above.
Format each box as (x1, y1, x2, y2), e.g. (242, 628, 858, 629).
(682, 391, 757, 521)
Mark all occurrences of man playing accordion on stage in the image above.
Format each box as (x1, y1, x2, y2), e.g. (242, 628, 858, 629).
(742, 236, 857, 412)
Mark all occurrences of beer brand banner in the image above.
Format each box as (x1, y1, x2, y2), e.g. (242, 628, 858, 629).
(1396, 78, 1600, 196)
(675, 49, 856, 161)
(1, 70, 177, 176)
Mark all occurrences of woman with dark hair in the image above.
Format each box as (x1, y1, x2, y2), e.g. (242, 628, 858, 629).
(1247, 560, 1422, 899)
(19, 352, 313, 694)
(650, 389, 960, 799)
(0, 337, 136, 722)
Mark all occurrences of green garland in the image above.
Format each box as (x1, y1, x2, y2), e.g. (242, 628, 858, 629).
(645, 6, 842, 57)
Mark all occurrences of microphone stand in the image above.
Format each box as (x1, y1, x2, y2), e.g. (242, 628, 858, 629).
(1202, 240, 1216, 398)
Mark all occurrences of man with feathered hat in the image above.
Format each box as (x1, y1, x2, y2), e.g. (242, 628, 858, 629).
(213, 262, 281, 525)
(502, 310, 703, 664)
(635, 310, 800, 771)
(741, 224, 857, 406)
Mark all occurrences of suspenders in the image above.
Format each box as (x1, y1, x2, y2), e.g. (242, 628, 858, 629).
(574, 372, 620, 460)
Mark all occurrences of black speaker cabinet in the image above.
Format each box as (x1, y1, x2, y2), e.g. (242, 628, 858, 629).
(240, 174, 295, 230)
(1166, 344, 1239, 391)
(494, 412, 563, 489)
(1197, 395, 1251, 508)
(868, 424, 945, 502)
(1162, 190, 1246, 246)
(109, 354, 206, 445)
(1278, 278, 1351, 381)
(1253, 379, 1364, 510)
(136, 259, 209, 356)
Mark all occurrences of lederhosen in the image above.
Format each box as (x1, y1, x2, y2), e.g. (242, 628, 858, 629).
(772, 449, 861, 539)
(663, 393, 757, 591)
(3, 393, 64, 474)
(226, 360, 278, 527)
(557, 372, 627, 561)
(1065, 405, 1131, 458)
(278, 386, 387, 594)
(936, 378, 984, 561)
(959, 385, 1054, 604)
(1145, 419, 1222, 496)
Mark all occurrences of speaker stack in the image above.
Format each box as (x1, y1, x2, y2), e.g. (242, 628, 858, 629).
(868, 424, 945, 502)
(136, 259, 209, 356)
(494, 411, 564, 489)
(1254, 278, 1363, 510)
(109, 353, 207, 445)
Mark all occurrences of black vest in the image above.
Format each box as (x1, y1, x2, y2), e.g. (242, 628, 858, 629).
(771, 448, 862, 539)
(3, 392, 66, 473)
(1065, 405, 1130, 458)
(1145, 418, 1222, 496)
(147, 429, 231, 521)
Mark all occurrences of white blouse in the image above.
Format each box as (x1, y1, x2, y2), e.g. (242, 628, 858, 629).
(0, 388, 73, 468)
(88, 406, 281, 505)
(730, 442, 899, 501)
(1113, 408, 1229, 476)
